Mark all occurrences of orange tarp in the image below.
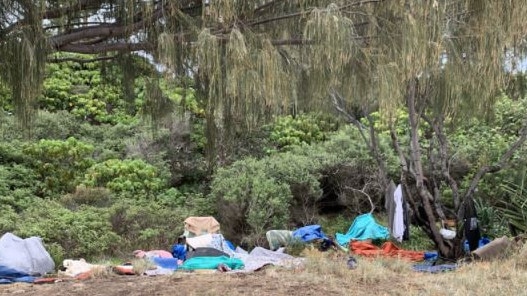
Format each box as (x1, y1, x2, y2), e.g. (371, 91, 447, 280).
(350, 241, 424, 261)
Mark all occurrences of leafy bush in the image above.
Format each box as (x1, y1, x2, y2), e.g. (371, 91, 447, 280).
(60, 185, 114, 210)
(0, 141, 29, 163)
(474, 198, 509, 239)
(157, 187, 214, 215)
(210, 126, 392, 246)
(498, 178, 527, 236)
(23, 137, 95, 196)
(0, 164, 40, 205)
(82, 159, 168, 199)
(108, 200, 189, 252)
(78, 121, 141, 161)
(16, 201, 119, 260)
(211, 158, 292, 246)
(268, 113, 340, 151)
(0, 205, 18, 233)
(451, 95, 527, 204)
(40, 55, 136, 125)
(32, 111, 83, 140)
(124, 116, 207, 186)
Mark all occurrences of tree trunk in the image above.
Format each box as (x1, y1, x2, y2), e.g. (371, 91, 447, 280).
(404, 79, 451, 257)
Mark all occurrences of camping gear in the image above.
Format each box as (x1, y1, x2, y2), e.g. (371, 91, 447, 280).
(180, 256, 244, 270)
(266, 230, 293, 251)
(172, 244, 187, 261)
(472, 236, 511, 260)
(393, 184, 405, 242)
(292, 225, 327, 243)
(133, 250, 173, 259)
(463, 199, 481, 252)
(347, 256, 358, 270)
(440, 228, 456, 240)
(232, 247, 305, 272)
(186, 247, 230, 259)
(0, 232, 54, 277)
(183, 217, 220, 238)
(412, 262, 457, 273)
(350, 241, 424, 261)
(59, 259, 106, 278)
(464, 237, 491, 253)
(151, 257, 178, 270)
(186, 234, 235, 257)
(0, 266, 36, 284)
(113, 264, 135, 275)
(336, 213, 390, 247)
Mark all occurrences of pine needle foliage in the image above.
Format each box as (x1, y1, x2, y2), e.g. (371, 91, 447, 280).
(1, 0, 526, 139)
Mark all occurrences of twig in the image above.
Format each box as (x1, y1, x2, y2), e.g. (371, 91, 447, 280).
(345, 183, 375, 213)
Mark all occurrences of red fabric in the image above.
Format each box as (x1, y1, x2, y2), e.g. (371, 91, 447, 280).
(350, 241, 424, 261)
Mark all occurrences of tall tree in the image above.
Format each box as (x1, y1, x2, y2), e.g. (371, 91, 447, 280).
(2, 0, 527, 258)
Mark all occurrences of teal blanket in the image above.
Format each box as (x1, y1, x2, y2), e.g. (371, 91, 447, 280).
(336, 213, 389, 247)
(180, 256, 244, 270)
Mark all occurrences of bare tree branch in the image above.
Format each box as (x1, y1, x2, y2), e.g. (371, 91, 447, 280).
(48, 55, 117, 63)
(345, 184, 375, 213)
(60, 42, 153, 54)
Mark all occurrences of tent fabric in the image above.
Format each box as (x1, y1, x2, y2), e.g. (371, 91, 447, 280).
(183, 217, 220, 237)
(232, 247, 305, 272)
(350, 241, 424, 261)
(186, 234, 235, 257)
(472, 236, 510, 260)
(412, 263, 457, 273)
(180, 256, 244, 270)
(292, 225, 327, 243)
(186, 247, 230, 259)
(336, 213, 390, 247)
(133, 250, 173, 259)
(393, 184, 405, 242)
(151, 257, 178, 270)
(0, 265, 36, 284)
(0, 233, 54, 277)
(266, 230, 293, 251)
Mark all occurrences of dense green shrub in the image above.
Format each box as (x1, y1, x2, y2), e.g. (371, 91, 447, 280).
(0, 205, 18, 234)
(60, 185, 114, 210)
(124, 116, 207, 187)
(212, 160, 292, 246)
(450, 95, 527, 205)
(210, 126, 393, 246)
(16, 201, 119, 260)
(108, 200, 189, 252)
(32, 111, 83, 140)
(0, 164, 40, 202)
(157, 187, 214, 215)
(82, 159, 168, 199)
(23, 137, 95, 196)
(0, 82, 11, 111)
(268, 113, 340, 151)
(40, 56, 136, 125)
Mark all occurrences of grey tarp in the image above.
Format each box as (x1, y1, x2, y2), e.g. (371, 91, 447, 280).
(233, 247, 305, 272)
(0, 233, 55, 276)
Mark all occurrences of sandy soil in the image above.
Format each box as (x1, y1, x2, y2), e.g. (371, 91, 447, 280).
(0, 269, 407, 296)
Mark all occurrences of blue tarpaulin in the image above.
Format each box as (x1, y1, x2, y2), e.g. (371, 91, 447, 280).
(292, 225, 328, 243)
(336, 213, 390, 247)
(151, 257, 178, 270)
(0, 265, 35, 284)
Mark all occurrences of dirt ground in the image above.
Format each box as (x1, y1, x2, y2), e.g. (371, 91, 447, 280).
(0, 269, 408, 296)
